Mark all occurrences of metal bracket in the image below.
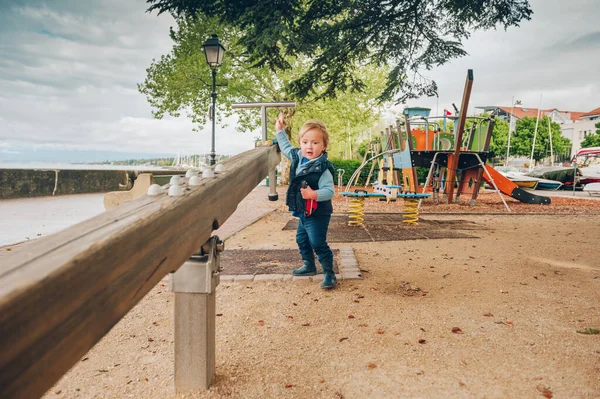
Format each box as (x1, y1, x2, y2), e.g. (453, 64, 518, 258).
(170, 236, 224, 294)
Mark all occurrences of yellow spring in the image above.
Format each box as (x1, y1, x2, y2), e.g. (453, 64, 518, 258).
(403, 198, 419, 225)
(348, 197, 365, 226)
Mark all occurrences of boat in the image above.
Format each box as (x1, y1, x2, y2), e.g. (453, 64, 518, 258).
(495, 166, 563, 190)
(575, 147, 600, 185)
(534, 179, 563, 190)
(526, 166, 578, 186)
(508, 175, 539, 189)
(494, 166, 539, 189)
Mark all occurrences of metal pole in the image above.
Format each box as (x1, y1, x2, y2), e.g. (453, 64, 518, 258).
(210, 68, 217, 166)
(474, 154, 511, 213)
(506, 97, 514, 167)
(260, 105, 267, 141)
(529, 95, 542, 172)
(231, 102, 296, 201)
(548, 116, 554, 165)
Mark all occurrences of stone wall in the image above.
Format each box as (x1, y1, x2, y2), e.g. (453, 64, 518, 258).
(0, 169, 133, 199)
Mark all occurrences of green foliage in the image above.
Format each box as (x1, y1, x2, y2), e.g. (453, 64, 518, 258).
(580, 122, 600, 148)
(146, 0, 532, 103)
(330, 159, 368, 186)
(416, 166, 430, 184)
(138, 15, 388, 157)
(509, 117, 571, 162)
(329, 158, 429, 188)
(488, 118, 509, 158)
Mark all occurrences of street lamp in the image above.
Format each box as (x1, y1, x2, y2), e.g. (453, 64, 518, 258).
(202, 34, 225, 166)
(505, 98, 522, 167)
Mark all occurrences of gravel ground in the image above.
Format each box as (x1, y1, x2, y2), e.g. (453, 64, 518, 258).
(39, 187, 600, 398)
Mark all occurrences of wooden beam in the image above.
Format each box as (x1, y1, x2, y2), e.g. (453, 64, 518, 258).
(445, 69, 474, 202)
(0, 146, 280, 399)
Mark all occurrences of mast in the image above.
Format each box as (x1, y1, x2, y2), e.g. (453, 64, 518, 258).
(529, 94, 542, 171)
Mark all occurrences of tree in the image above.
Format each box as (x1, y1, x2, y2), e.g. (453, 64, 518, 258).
(138, 14, 389, 160)
(579, 122, 600, 148)
(146, 0, 532, 103)
(487, 117, 509, 159)
(509, 117, 571, 164)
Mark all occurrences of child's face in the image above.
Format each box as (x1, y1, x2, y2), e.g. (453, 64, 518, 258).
(300, 128, 325, 160)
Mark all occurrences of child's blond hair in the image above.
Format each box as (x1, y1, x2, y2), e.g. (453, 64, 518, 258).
(298, 120, 329, 150)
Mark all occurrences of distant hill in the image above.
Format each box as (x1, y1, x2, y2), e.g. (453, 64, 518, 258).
(0, 148, 176, 164)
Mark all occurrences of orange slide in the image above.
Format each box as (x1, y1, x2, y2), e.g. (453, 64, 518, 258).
(481, 165, 551, 205)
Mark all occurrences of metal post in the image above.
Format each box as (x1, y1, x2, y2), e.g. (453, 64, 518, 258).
(170, 236, 223, 392)
(474, 153, 511, 213)
(232, 102, 296, 201)
(210, 69, 217, 166)
(506, 97, 514, 167)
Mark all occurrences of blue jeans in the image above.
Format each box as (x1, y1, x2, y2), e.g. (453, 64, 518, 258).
(296, 214, 333, 269)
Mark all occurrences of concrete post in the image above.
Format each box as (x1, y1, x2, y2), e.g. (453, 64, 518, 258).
(170, 236, 223, 392)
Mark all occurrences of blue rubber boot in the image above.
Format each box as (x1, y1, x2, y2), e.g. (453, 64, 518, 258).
(320, 259, 337, 289)
(292, 259, 317, 276)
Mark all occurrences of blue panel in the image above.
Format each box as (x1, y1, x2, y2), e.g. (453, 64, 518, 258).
(403, 107, 431, 118)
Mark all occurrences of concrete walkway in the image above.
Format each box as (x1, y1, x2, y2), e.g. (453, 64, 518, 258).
(529, 188, 600, 200)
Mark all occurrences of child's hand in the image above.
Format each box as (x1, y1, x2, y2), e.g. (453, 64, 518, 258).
(300, 186, 317, 200)
(275, 112, 285, 132)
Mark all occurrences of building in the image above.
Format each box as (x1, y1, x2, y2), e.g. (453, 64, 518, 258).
(579, 107, 600, 122)
(561, 107, 600, 155)
(475, 105, 584, 126)
(476, 105, 595, 156)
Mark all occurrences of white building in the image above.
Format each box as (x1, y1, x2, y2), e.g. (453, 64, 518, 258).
(561, 107, 600, 155)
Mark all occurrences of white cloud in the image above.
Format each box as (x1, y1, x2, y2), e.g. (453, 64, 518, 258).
(0, 0, 260, 158)
(0, 0, 598, 162)
(412, 0, 600, 115)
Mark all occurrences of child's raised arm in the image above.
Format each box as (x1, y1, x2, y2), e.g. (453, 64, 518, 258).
(275, 113, 295, 160)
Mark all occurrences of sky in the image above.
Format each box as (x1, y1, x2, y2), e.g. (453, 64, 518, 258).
(0, 0, 599, 162)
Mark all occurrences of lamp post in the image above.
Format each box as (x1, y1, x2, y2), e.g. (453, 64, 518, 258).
(505, 98, 522, 167)
(202, 34, 225, 166)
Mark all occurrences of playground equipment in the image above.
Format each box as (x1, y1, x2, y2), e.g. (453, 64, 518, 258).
(340, 69, 551, 225)
(341, 146, 431, 225)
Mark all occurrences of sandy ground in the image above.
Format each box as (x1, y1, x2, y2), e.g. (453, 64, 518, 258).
(36, 186, 600, 399)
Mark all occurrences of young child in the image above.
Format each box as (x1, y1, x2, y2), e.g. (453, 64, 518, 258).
(275, 113, 337, 289)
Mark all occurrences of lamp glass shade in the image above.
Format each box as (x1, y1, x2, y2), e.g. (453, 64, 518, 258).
(203, 34, 225, 67)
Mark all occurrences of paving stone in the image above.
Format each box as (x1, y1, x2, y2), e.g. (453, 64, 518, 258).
(292, 276, 312, 281)
(254, 274, 284, 281)
(341, 271, 363, 280)
(282, 274, 293, 281)
(219, 275, 235, 282)
(342, 267, 362, 273)
(233, 274, 255, 282)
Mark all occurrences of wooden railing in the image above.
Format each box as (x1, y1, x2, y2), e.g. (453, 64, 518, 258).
(0, 146, 280, 398)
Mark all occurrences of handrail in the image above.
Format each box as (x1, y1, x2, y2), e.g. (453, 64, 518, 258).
(0, 145, 281, 399)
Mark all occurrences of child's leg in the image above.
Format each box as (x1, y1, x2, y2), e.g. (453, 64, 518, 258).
(302, 215, 336, 288)
(293, 216, 317, 276)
